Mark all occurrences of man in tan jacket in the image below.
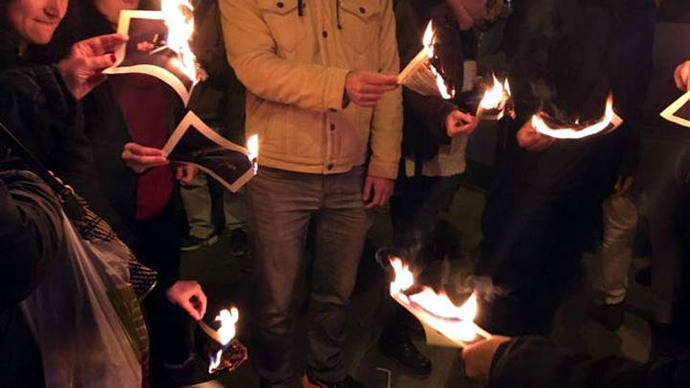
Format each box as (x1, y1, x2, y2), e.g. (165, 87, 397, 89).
(219, 1, 403, 387)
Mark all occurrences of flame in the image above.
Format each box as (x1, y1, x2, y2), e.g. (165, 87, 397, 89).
(208, 307, 239, 373)
(161, 0, 199, 82)
(422, 21, 454, 100)
(387, 257, 488, 344)
(247, 134, 259, 174)
(477, 74, 513, 120)
(532, 94, 616, 139)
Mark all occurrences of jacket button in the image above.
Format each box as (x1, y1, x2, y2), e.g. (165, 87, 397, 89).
(322, 30, 328, 38)
(359, 7, 365, 13)
(330, 123, 335, 131)
(276, 2, 284, 7)
(327, 164, 334, 170)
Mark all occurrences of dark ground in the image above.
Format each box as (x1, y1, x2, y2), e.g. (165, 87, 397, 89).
(179, 183, 653, 388)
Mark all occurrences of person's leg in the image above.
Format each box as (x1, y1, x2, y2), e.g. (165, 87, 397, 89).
(305, 167, 369, 384)
(180, 173, 217, 250)
(223, 189, 247, 232)
(600, 195, 638, 304)
(246, 168, 319, 388)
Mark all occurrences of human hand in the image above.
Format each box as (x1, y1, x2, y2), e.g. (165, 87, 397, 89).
(362, 175, 394, 209)
(175, 163, 198, 185)
(614, 175, 634, 196)
(56, 33, 128, 99)
(674, 60, 690, 92)
(461, 335, 511, 381)
(345, 71, 399, 107)
(446, 110, 479, 137)
(121, 142, 169, 174)
(517, 120, 556, 151)
(165, 280, 208, 320)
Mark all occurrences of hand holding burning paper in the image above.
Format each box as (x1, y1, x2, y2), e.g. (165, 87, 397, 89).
(198, 307, 248, 374)
(398, 21, 455, 100)
(388, 257, 491, 348)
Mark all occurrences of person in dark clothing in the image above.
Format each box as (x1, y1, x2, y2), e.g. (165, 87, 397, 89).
(462, 334, 690, 387)
(379, 0, 489, 376)
(475, 0, 655, 336)
(39, 0, 211, 385)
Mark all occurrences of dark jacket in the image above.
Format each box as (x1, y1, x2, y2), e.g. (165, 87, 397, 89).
(395, 0, 476, 165)
(42, 1, 184, 287)
(490, 336, 690, 388)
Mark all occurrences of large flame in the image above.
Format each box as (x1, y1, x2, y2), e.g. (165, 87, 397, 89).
(388, 257, 489, 344)
(208, 307, 239, 373)
(161, 0, 199, 82)
(422, 21, 454, 100)
(532, 94, 617, 139)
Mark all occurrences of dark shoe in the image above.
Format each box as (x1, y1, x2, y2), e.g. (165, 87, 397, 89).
(592, 302, 625, 331)
(301, 374, 365, 388)
(378, 327, 432, 376)
(635, 266, 651, 287)
(180, 233, 219, 252)
(164, 353, 216, 387)
(229, 228, 250, 256)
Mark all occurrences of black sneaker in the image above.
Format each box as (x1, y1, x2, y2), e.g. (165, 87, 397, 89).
(180, 234, 219, 252)
(301, 374, 366, 388)
(229, 228, 250, 256)
(378, 326, 432, 376)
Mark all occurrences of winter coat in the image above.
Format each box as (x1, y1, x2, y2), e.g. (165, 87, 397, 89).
(219, 0, 403, 179)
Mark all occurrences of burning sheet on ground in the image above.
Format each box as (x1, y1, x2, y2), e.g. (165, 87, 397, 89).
(104, 3, 202, 105)
(162, 111, 257, 192)
(660, 90, 690, 128)
(398, 21, 455, 100)
(388, 257, 491, 348)
(532, 94, 623, 139)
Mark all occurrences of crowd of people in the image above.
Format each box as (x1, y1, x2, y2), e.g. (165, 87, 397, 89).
(1, 0, 690, 387)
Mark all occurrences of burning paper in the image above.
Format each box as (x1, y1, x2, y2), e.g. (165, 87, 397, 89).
(660, 90, 690, 128)
(162, 111, 257, 192)
(388, 257, 491, 348)
(476, 74, 515, 120)
(104, 0, 204, 105)
(204, 308, 239, 373)
(398, 21, 455, 100)
(531, 94, 623, 139)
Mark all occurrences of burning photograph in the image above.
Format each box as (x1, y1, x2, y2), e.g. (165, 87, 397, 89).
(162, 111, 256, 193)
(104, 10, 197, 105)
(660, 90, 690, 128)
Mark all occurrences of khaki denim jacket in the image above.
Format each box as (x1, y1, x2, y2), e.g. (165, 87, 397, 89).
(219, 0, 403, 179)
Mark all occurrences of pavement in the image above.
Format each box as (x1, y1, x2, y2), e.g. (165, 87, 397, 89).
(180, 184, 653, 388)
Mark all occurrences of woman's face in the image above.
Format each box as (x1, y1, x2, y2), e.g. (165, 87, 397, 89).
(93, 0, 140, 25)
(6, 0, 68, 45)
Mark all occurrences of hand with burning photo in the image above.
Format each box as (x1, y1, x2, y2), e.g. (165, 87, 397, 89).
(516, 119, 556, 152)
(197, 307, 248, 374)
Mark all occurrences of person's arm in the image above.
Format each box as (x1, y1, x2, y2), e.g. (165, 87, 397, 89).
(219, 0, 350, 112)
(368, 0, 403, 180)
(0, 172, 63, 307)
(464, 335, 690, 388)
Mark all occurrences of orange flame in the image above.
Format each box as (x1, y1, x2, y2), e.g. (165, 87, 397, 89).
(388, 257, 490, 344)
(247, 134, 259, 174)
(161, 0, 199, 82)
(532, 94, 618, 139)
(477, 74, 514, 120)
(208, 307, 239, 373)
(422, 21, 455, 100)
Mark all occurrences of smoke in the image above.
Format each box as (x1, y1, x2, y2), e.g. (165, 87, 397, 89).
(455, 275, 508, 303)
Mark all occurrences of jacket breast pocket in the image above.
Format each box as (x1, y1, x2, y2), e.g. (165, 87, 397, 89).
(338, 0, 382, 54)
(258, 0, 307, 54)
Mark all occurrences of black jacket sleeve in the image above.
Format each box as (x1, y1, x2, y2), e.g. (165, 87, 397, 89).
(491, 336, 690, 388)
(0, 171, 63, 309)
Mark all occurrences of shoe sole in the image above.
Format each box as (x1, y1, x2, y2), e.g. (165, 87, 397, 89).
(180, 234, 219, 252)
